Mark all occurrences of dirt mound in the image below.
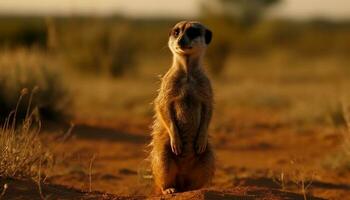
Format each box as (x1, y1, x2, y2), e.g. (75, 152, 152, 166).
(0, 178, 325, 200)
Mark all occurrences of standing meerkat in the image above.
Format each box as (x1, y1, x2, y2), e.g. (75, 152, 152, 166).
(150, 21, 214, 195)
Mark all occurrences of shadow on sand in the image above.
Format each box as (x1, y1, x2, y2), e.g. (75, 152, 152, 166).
(235, 176, 350, 191)
(43, 121, 150, 144)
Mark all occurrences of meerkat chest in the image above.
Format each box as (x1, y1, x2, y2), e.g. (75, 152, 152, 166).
(174, 76, 201, 112)
(172, 76, 202, 132)
(178, 76, 200, 98)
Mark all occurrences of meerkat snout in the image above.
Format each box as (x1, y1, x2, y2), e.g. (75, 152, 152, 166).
(168, 21, 212, 56)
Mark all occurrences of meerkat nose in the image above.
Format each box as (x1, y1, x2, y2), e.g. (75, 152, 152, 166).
(178, 37, 188, 48)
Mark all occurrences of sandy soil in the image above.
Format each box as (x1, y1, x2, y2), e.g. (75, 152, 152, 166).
(0, 178, 325, 200)
(2, 110, 349, 199)
(37, 109, 350, 200)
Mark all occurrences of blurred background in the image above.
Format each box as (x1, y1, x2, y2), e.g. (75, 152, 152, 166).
(0, 0, 350, 125)
(1, 0, 350, 198)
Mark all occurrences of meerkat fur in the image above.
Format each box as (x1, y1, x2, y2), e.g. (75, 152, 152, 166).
(150, 21, 215, 195)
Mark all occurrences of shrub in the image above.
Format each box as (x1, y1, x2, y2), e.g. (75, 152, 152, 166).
(202, 17, 235, 77)
(0, 17, 46, 48)
(57, 19, 138, 77)
(0, 49, 69, 121)
(107, 25, 138, 77)
(206, 40, 231, 76)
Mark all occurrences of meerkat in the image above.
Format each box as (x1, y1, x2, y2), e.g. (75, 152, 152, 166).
(150, 21, 214, 195)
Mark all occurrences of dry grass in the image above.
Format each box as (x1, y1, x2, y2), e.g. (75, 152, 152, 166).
(67, 52, 350, 129)
(0, 184, 7, 200)
(89, 154, 96, 192)
(272, 171, 286, 191)
(322, 102, 350, 172)
(0, 89, 53, 179)
(272, 158, 316, 200)
(343, 102, 350, 142)
(0, 48, 69, 121)
(288, 159, 316, 200)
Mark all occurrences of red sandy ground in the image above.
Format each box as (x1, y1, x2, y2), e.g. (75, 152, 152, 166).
(2, 110, 349, 199)
(0, 178, 325, 200)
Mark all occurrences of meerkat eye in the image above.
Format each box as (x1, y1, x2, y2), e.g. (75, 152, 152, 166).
(186, 27, 201, 40)
(173, 28, 180, 37)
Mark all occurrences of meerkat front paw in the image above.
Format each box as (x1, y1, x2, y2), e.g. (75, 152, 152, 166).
(196, 135, 208, 154)
(170, 135, 182, 155)
(162, 187, 176, 194)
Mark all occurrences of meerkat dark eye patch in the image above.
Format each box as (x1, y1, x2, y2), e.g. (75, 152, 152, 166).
(205, 29, 212, 44)
(186, 27, 201, 40)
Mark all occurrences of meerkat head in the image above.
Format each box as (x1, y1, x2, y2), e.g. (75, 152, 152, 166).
(168, 21, 212, 58)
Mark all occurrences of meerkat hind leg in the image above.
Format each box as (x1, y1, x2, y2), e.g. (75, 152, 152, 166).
(153, 151, 178, 195)
(186, 151, 215, 190)
(160, 162, 178, 194)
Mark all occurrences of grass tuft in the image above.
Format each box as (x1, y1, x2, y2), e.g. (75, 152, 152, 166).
(323, 103, 350, 172)
(0, 89, 53, 179)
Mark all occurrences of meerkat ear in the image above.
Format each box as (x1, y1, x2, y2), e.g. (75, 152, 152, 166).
(205, 29, 212, 45)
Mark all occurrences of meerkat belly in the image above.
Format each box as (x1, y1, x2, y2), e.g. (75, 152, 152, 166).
(174, 93, 201, 149)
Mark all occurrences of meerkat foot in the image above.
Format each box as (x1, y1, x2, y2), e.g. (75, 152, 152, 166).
(162, 188, 176, 194)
